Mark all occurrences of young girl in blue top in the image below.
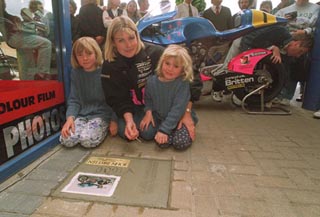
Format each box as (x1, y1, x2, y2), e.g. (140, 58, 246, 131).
(60, 37, 117, 148)
(140, 44, 196, 150)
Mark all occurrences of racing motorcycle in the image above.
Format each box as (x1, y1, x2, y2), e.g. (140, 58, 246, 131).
(137, 3, 289, 113)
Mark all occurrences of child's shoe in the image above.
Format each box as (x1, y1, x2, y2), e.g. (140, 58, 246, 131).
(212, 91, 223, 102)
(313, 110, 320, 119)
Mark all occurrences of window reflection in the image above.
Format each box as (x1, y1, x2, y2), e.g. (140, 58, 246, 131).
(0, 0, 57, 80)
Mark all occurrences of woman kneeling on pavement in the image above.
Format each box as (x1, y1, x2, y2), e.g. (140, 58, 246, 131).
(101, 16, 202, 148)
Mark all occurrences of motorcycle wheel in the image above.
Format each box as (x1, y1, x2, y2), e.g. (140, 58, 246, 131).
(233, 55, 286, 105)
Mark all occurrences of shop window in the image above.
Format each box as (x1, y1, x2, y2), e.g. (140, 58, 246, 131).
(0, 0, 57, 80)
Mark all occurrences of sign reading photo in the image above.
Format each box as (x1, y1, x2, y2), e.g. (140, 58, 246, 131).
(0, 81, 65, 165)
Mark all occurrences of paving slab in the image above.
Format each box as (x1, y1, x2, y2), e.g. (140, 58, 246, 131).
(52, 156, 172, 208)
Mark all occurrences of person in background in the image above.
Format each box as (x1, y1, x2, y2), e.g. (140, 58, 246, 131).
(103, 0, 128, 28)
(1, 0, 52, 80)
(201, 0, 233, 99)
(202, 0, 232, 31)
(69, 0, 81, 42)
(20, 0, 49, 38)
(119, 2, 127, 10)
(126, 0, 141, 23)
(60, 37, 117, 148)
(259, 0, 273, 13)
(78, 0, 106, 47)
(232, 0, 253, 27)
(271, 0, 295, 14)
(274, 0, 320, 106)
(101, 16, 201, 142)
(175, 0, 199, 18)
(211, 25, 314, 103)
(137, 0, 149, 17)
(159, 0, 172, 13)
(313, 0, 320, 118)
(28, 0, 44, 21)
(250, 0, 257, 8)
(240, 26, 313, 60)
(238, 0, 252, 10)
(141, 45, 197, 150)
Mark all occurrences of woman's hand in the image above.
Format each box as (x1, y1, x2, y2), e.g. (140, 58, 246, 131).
(61, 116, 75, 138)
(155, 131, 168, 144)
(124, 112, 139, 140)
(177, 103, 195, 141)
(125, 121, 139, 140)
(140, 110, 154, 131)
(109, 120, 118, 137)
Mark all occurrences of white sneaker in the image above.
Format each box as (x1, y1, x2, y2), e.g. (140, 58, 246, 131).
(212, 91, 223, 102)
(272, 98, 290, 106)
(313, 110, 320, 119)
(265, 101, 273, 108)
(279, 98, 290, 106)
(272, 97, 281, 104)
(231, 94, 242, 106)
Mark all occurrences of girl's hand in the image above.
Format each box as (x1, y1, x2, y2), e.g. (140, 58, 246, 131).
(178, 106, 195, 141)
(61, 116, 75, 138)
(155, 131, 168, 144)
(140, 110, 154, 131)
(109, 120, 118, 137)
(124, 112, 139, 140)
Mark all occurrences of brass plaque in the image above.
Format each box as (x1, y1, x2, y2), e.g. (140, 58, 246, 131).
(86, 157, 130, 168)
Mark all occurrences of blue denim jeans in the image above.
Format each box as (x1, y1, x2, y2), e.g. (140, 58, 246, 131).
(8, 32, 52, 80)
(117, 106, 157, 141)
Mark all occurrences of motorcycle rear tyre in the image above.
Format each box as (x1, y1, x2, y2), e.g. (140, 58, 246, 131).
(233, 55, 286, 105)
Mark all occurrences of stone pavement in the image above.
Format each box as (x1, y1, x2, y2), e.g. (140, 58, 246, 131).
(0, 96, 320, 217)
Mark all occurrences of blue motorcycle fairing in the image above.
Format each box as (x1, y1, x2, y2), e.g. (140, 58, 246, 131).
(137, 10, 177, 34)
(138, 9, 288, 46)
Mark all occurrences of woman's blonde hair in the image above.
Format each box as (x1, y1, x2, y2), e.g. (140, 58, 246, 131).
(156, 44, 193, 82)
(71, 37, 103, 69)
(104, 16, 144, 62)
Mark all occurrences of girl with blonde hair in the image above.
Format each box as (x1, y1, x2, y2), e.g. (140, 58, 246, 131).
(140, 44, 196, 150)
(61, 37, 117, 148)
(126, 0, 141, 23)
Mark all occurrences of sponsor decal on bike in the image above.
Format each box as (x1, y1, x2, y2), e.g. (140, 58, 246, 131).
(250, 51, 268, 57)
(225, 75, 255, 90)
(240, 55, 250, 64)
